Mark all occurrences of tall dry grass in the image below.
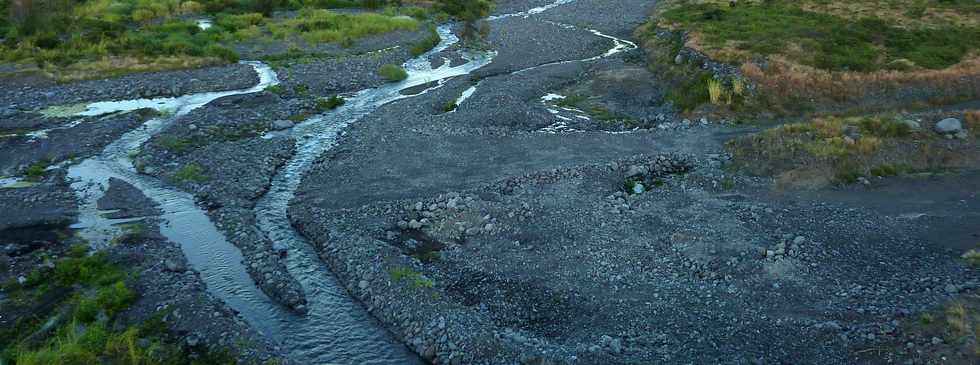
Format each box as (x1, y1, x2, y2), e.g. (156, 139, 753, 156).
(741, 57, 980, 113)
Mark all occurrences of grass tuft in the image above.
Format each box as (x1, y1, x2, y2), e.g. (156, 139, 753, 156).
(379, 63, 408, 81)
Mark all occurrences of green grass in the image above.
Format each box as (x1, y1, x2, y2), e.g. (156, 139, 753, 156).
(410, 25, 441, 56)
(379, 63, 408, 81)
(268, 8, 418, 44)
(155, 122, 269, 155)
(0, 239, 245, 364)
(316, 95, 346, 111)
(726, 114, 967, 187)
(665, 70, 713, 112)
(0, 0, 426, 79)
(964, 249, 980, 268)
(388, 266, 434, 289)
(23, 160, 49, 180)
(172, 163, 209, 183)
(442, 99, 458, 112)
(661, 2, 980, 72)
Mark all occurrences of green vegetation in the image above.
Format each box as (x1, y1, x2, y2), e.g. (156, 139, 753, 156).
(661, 1, 980, 71)
(2, 243, 241, 364)
(388, 266, 434, 289)
(964, 249, 980, 269)
(410, 25, 441, 56)
(23, 160, 49, 180)
(315, 95, 345, 111)
(172, 163, 209, 183)
(727, 113, 977, 188)
(287, 113, 309, 122)
(378, 63, 408, 81)
(155, 122, 269, 154)
(441, 99, 457, 112)
(0, 0, 432, 79)
(268, 7, 418, 44)
(435, 0, 490, 41)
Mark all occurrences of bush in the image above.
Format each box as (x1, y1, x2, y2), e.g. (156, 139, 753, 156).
(172, 163, 209, 183)
(315, 95, 345, 111)
(378, 63, 408, 81)
(409, 25, 441, 56)
(442, 99, 457, 112)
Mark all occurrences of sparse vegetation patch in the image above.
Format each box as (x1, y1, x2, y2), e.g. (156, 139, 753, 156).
(728, 113, 979, 188)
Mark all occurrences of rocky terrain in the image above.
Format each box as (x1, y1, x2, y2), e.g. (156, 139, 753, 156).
(2, 0, 978, 364)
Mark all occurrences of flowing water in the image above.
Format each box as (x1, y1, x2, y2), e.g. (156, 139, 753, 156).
(58, 1, 640, 363)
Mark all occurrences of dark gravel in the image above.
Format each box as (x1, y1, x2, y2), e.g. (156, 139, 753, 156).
(0, 63, 259, 112)
(0, 109, 157, 176)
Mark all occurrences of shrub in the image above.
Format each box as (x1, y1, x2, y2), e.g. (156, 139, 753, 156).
(23, 160, 48, 180)
(172, 163, 208, 183)
(389, 266, 434, 289)
(315, 95, 345, 111)
(442, 99, 457, 112)
(409, 25, 441, 56)
(378, 63, 408, 81)
(964, 249, 980, 268)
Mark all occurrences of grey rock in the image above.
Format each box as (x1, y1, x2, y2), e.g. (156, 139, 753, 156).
(625, 165, 647, 178)
(272, 120, 295, 130)
(934, 118, 962, 134)
(164, 259, 186, 273)
(899, 119, 920, 131)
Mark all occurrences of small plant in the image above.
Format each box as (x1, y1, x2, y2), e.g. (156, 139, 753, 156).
(379, 64, 408, 82)
(442, 99, 457, 112)
(24, 161, 48, 180)
(963, 249, 980, 268)
(287, 113, 308, 122)
(266, 85, 285, 95)
(293, 83, 310, 95)
(315, 95, 345, 111)
(410, 25, 441, 56)
(720, 176, 736, 190)
(707, 79, 723, 105)
(172, 163, 208, 183)
(156, 135, 193, 154)
(388, 266, 434, 289)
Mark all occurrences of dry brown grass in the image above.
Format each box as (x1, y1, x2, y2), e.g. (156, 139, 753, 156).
(33, 56, 225, 82)
(728, 113, 980, 189)
(966, 111, 980, 130)
(741, 57, 980, 113)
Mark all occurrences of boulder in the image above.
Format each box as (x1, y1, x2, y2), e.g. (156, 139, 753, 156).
(272, 120, 295, 130)
(934, 118, 962, 134)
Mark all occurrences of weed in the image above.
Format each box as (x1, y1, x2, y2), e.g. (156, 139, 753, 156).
(442, 99, 458, 113)
(287, 113, 308, 122)
(379, 63, 408, 81)
(315, 95, 345, 111)
(666, 72, 712, 112)
(269, 8, 418, 44)
(23, 160, 48, 180)
(388, 266, 434, 289)
(156, 135, 193, 154)
(963, 249, 980, 268)
(172, 163, 208, 183)
(266, 84, 285, 95)
(410, 25, 441, 56)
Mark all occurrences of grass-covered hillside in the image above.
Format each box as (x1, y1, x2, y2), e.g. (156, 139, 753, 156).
(641, 0, 980, 116)
(0, 0, 434, 80)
